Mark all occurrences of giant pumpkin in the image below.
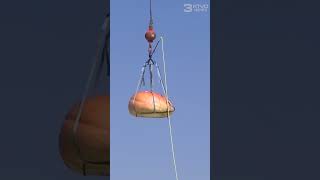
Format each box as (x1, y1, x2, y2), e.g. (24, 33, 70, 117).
(59, 95, 109, 176)
(128, 91, 175, 118)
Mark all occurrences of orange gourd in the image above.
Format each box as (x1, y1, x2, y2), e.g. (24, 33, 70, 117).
(128, 91, 175, 118)
(59, 95, 109, 176)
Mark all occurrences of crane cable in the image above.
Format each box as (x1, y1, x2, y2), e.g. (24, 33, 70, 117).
(149, 0, 154, 27)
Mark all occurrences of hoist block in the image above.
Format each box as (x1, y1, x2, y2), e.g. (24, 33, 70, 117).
(145, 28, 156, 43)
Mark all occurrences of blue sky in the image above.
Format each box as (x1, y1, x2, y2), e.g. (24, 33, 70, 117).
(111, 0, 210, 180)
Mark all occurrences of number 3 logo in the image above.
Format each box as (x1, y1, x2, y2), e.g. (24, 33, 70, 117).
(184, 4, 193, 12)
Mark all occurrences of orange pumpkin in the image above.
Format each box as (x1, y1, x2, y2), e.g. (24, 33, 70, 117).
(59, 95, 109, 176)
(128, 91, 175, 118)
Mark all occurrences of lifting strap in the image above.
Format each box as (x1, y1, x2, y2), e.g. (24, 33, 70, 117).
(71, 14, 110, 175)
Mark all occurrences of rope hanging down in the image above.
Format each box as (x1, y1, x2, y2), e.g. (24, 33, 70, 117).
(160, 37, 180, 180)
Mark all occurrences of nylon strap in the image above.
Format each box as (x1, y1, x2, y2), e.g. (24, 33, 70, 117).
(71, 14, 110, 175)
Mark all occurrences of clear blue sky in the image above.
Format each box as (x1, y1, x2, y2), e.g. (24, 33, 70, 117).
(111, 0, 210, 180)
